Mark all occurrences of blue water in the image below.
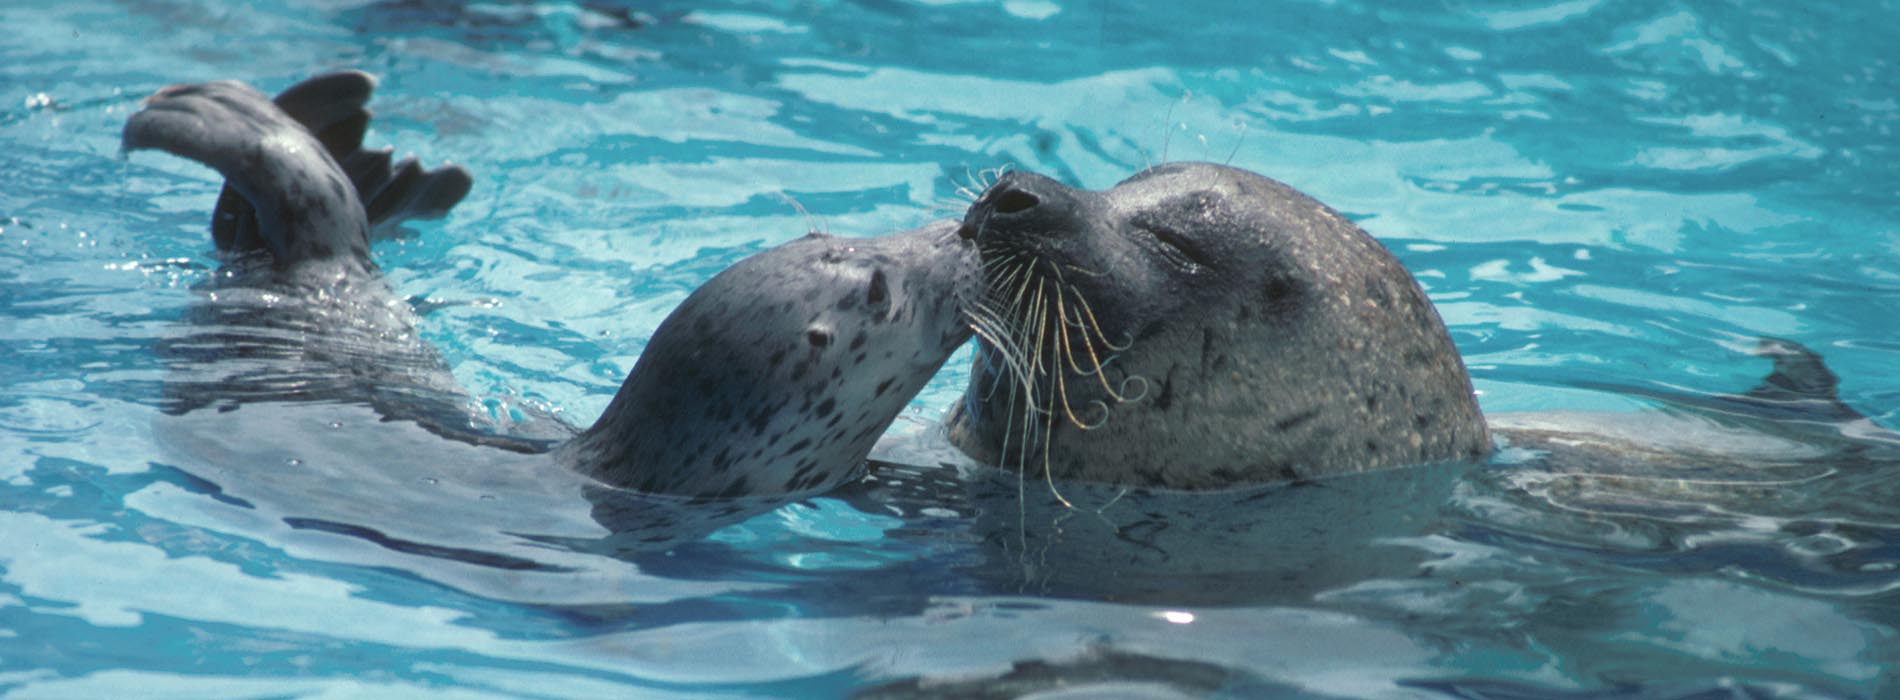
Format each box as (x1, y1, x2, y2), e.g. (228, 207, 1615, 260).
(5, 0, 1900, 697)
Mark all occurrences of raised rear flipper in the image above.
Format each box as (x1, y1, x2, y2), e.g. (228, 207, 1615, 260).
(124, 71, 471, 268)
(258, 71, 472, 236)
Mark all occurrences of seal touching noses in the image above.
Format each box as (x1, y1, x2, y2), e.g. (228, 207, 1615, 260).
(949, 162, 1490, 489)
(124, 72, 982, 503)
(558, 221, 980, 498)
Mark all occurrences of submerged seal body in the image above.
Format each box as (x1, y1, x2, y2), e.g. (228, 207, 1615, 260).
(126, 72, 979, 502)
(948, 162, 1490, 489)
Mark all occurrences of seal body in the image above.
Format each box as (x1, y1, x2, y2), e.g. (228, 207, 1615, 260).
(127, 72, 980, 504)
(125, 73, 501, 441)
(947, 162, 1489, 489)
(558, 221, 978, 498)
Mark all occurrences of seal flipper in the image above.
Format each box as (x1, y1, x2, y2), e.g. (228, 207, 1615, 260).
(125, 79, 370, 268)
(1730, 337, 1864, 423)
(208, 71, 471, 248)
(1573, 337, 1866, 426)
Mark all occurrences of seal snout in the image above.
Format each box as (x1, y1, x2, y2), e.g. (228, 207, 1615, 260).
(962, 171, 1078, 243)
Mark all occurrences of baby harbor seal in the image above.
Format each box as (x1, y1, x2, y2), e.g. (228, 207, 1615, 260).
(126, 72, 979, 500)
(556, 222, 977, 497)
(947, 162, 1490, 489)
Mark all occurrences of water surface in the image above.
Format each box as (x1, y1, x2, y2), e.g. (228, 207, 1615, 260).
(3, 0, 1899, 697)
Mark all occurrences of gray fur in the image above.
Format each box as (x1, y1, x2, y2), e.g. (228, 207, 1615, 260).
(127, 73, 981, 502)
(557, 221, 978, 498)
(125, 77, 371, 272)
(947, 162, 1490, 489)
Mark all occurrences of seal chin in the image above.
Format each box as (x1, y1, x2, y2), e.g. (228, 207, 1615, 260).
(951, 162, 1490, 490)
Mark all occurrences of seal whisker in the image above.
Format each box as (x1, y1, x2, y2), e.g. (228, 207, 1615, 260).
(1068, 289, 1133, 353)
(1159, 92, 1187, 165)
(965, 307, 1036, 397)
(1224, 121, 1249, 166)
(1027, 280, 1074, 509)
(1051, 293, 1091, 429)
(1058, 263, 1110, 279)
(1118, 375, 1151, 403)
(1052, 293, 1117, 430)
(1062, 284, 1143, 405)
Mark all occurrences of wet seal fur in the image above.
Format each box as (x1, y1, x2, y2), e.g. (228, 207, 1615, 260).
(948, 162, 1490, 489)
(555, 223, 977, 497)
(125, 72, 979, 501)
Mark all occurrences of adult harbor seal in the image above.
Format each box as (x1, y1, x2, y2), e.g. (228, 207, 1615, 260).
(947, 162, 1491, 490)
(126, 72, 979, 501)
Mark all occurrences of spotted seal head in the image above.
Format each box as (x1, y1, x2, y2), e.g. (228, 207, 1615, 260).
(557, 221, 979, 498)
(125, 72, 980, 503)
(947, 162, 1489, 489)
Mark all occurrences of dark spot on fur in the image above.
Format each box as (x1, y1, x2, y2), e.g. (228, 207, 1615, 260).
(815, 399, 835, 417)
(1261, 268, 1305, 315)
(874, 377, 895, 397)
(1364, 278, 1391, 309)
(849, 331, 867, 351)
(808, 329, 831, 348)
(715, 478, 751, 498)
(867, 269, 888, 306)
(1272, 408, 1319, 432)
(1199, 329, 1217, 374)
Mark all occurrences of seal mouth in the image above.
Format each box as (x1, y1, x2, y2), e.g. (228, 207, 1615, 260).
(960, 176, 1150, 447)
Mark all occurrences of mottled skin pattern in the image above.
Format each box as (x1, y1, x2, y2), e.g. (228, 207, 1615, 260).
(947, 162, 1490, 489)
(130, 77, 357, 272)
(125, 73, 504, 443)
(558, 221, 978, 498)
(128, 73, 980, 502)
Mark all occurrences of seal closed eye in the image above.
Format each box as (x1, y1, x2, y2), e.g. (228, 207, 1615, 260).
(949, 162, 1491, 489)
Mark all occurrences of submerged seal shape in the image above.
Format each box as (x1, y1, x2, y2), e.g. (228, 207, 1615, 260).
(947, 162, 1491, 489)
(125, 72, 978, 500)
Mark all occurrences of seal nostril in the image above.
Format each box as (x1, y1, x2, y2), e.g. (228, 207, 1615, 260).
(993, 190, 1040, 215)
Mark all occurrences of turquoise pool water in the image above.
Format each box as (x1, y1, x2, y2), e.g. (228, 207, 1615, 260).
(5, 0, 1900, 697)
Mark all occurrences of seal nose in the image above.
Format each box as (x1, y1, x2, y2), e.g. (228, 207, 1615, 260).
(961, 171, 1074, 241)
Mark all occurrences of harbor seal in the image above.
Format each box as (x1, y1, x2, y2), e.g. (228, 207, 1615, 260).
(126, 73, 979, 501)
(555, 222, 977, 497)
(946, 162, 1490, 490)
